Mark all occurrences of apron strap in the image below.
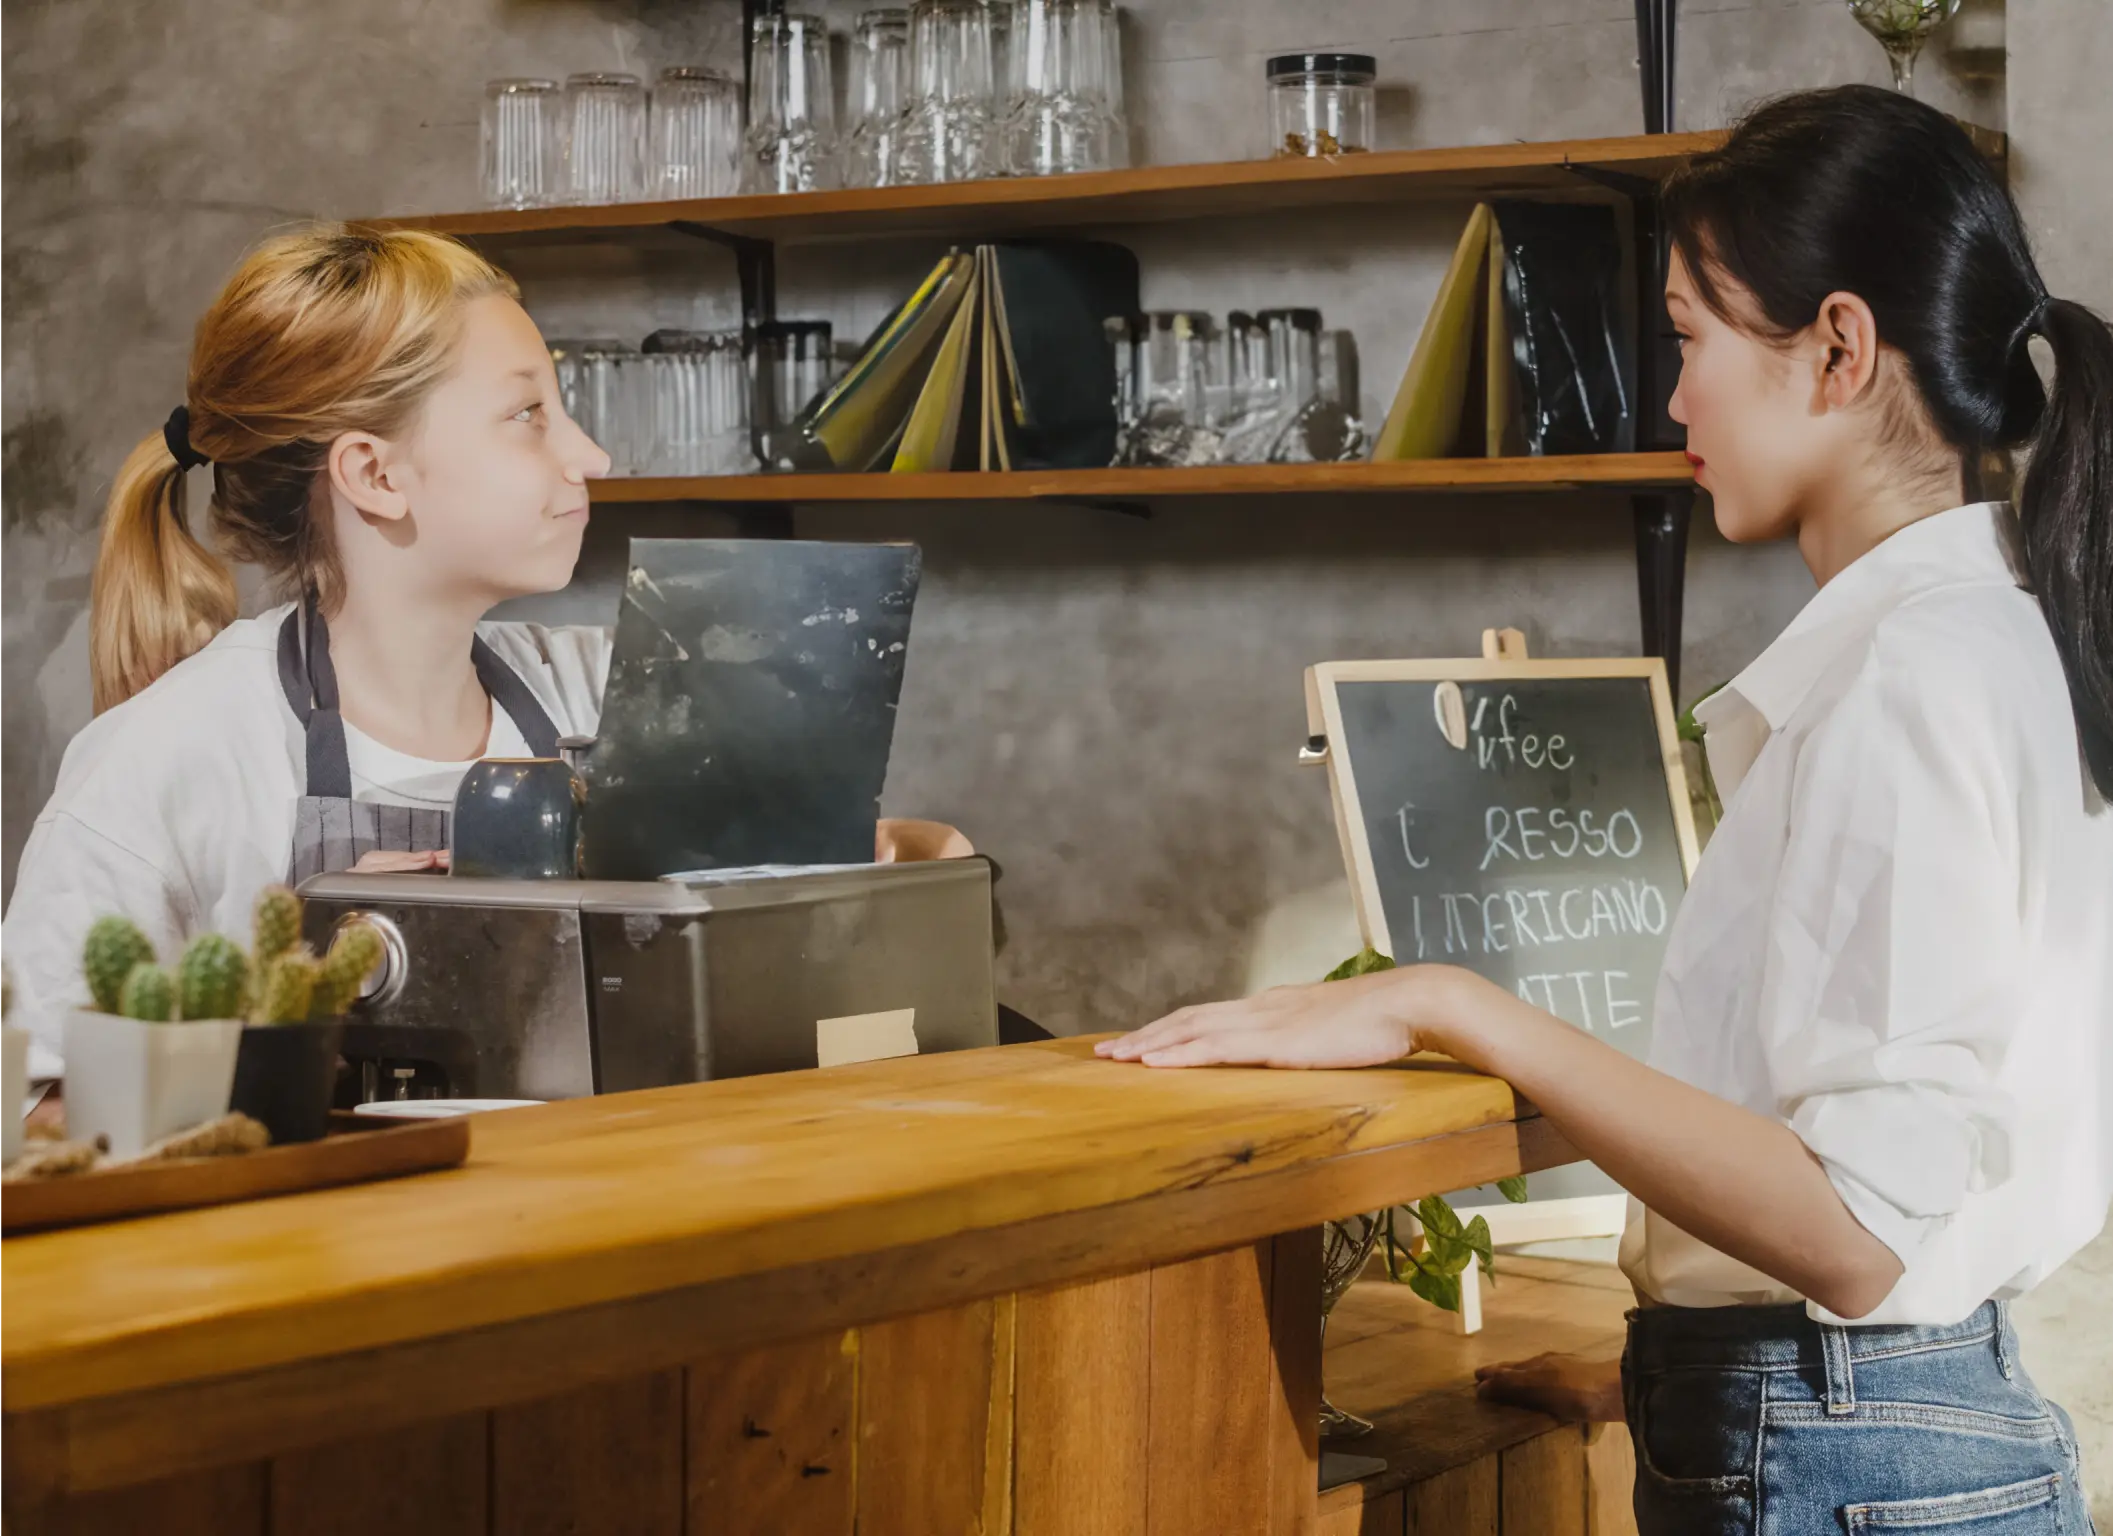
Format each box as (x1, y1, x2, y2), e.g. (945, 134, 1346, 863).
(277, 597, 354, 800)
(472, 636, 561, 760)
(278, 597, 566, 800)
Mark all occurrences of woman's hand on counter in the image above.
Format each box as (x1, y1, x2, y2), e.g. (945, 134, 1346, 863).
(1095, 964, 1483, 1069)
(1473, 1353, 1624, 1423)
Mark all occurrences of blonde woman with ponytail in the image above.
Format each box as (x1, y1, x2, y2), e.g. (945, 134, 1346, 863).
(4, 225, 613, 1070)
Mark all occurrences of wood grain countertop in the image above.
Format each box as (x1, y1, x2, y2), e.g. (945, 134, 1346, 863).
(2, 1037, 1570, 1417)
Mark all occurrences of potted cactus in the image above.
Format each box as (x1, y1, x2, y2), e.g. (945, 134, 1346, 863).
(63, 917, 248, 1159)
(228, 887, 383, 1144)
(3, 966, 28, 1165)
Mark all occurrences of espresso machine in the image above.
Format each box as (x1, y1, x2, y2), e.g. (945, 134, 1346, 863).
(302, 862, 997, 1103)
(304, 538, 1000, 1104)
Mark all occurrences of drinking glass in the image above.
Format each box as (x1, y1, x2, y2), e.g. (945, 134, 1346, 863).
(901, 0, 999, 184)
(1845, 0, 1961, 95)
(752, 321, 837, 469)
(564, 343, 643, 474)
(1111, 311, 1222, 466)
(1098, 0, 1130, 168)
(988, 1, 1016, 114)
(651, 67, 741, 200)
(636, 332, 750, 476)
(845, 10, 912, 188)
(482, 79, 562, 209)
(1004, 0, 1111, 176)
(564, 73, 647, 204)
(746, 13, 839, 193)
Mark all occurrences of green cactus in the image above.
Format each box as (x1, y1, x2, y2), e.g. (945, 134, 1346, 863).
(117, 962, 177, 1022)
(310, 920, 383, 1021)
(252, 885, 303, 964)
(84, 915, 157, 1014)
(249, 947, 320, 1026)
(176, 932, 249, 1021)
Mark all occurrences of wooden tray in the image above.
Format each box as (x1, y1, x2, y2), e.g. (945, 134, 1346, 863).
(1, 1117, 469, 1235)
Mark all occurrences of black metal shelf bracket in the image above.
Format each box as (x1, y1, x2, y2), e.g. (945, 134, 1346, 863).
(1627, 0, 1689, 693)
(1632, 487, 1694, 701)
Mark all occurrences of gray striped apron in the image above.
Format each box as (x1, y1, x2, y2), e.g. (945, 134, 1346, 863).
(278, 595, 561, 885)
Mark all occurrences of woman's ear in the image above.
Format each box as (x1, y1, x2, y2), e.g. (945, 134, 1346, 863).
(1815, 290, 1881, 411)
(327, 432, 410, 524)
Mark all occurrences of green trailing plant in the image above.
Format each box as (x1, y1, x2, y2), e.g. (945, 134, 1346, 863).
(250, 948, 321, 1027)
(83, 915, 156, 1014)
(309, 920, 383, 1022)
(116, 962, 177, 1023)
(177, 933, 249, 1021)
(1323, 948, 1528, 1314)
(252, 885, 304, 965)
(1676, 683, 1727, 829)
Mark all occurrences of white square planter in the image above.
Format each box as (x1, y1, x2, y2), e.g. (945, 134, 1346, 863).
(2, 1024, 28, 1164)
(63, 1009, 242, 1161)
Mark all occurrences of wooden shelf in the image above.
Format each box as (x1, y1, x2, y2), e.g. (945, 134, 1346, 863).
(584, 453, 1695, 505)
(375, 131, 1730, 247)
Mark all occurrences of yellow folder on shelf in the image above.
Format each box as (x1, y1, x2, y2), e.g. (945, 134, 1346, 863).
(892, 255, 985, 473)
(805, 250, 975, 471)
(1373, 203, 1523, 461)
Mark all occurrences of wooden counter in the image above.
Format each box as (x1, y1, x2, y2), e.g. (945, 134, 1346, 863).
(3, 1036, 1575, 1534)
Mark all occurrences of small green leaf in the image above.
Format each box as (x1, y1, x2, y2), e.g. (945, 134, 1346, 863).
(1496, 1176, 1530, 1204)
(1676, 682, 1728, 743)
(1464, 1214, 1495, 1280)
(1324, 947, 1397, 983)
(1416, 1195, 1465, 1240)
(1415, 1196, 1474, 1275)
(1407, 1264, 1462, 1313)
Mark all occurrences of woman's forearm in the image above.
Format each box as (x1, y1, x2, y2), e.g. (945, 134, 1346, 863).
(1416, 968, 1904, 1318)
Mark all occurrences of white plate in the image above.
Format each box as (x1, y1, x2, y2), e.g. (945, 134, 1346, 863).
(353, 1098, 544, 1120)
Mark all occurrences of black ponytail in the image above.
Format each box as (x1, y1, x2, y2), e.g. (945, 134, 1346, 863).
(2019, 298, 2113, 793)
(1662, 84, 2113, 797)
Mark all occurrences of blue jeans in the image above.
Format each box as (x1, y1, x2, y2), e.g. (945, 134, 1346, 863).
(1624, 1300, 2095, 1534)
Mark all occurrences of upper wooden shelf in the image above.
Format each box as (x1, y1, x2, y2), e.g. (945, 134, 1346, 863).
(585, 453, 1696, 505)
(375, 130, 1731, 247)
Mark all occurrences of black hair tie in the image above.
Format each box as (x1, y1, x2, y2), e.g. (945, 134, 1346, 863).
(163, 405, 212, 472)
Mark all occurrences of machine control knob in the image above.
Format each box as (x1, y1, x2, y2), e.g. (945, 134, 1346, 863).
(335, 910, 409, 1008)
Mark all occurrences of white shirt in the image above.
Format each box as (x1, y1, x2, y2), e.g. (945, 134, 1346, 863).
(1617, 503, 2113, 1326)
(1, 604, 610, 1075)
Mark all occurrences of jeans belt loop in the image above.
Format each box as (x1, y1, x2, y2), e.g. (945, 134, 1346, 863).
(1993, 1299, 2017, 1381)
(1822, 1323, 1856, 1416)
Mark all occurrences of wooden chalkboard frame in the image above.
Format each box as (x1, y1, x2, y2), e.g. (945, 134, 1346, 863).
(1304, 652, 1702, 1329)
(1303, 655, 1703, 960)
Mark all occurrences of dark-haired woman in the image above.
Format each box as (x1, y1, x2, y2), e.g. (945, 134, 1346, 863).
(1101, 85, 2113, 1533)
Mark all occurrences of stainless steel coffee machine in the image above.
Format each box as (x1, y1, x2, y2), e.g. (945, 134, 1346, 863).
(300, 861, 997, 1104)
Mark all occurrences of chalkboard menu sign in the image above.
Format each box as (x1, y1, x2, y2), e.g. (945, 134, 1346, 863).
(1305, 657, 1700, 1204)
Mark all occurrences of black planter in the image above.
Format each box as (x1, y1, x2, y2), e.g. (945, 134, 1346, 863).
(229, 1019, 345, 1144)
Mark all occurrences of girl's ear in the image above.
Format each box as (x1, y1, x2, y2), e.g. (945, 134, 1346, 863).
(327, 431, 409, 524)
(1815, 290, 1881, 412)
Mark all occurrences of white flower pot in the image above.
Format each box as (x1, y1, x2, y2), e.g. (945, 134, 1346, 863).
(2, 1024, 28, 1164)
(62, 1010, 243, 1160)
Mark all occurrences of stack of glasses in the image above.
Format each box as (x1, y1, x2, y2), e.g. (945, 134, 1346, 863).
(482, 68, 741, 209)
(748, 0, 1130, 193)
(1106, 309, 1367, 467)
(549, 332, 753, 478)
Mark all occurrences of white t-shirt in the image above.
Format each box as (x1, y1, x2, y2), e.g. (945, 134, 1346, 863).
(1618, 503, 2113, 1325)
(1, 603, 611, 1075)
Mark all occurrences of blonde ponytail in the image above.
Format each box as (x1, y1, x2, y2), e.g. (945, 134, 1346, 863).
(90, 435, 239, 712)
(86, 224, 516, 713)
